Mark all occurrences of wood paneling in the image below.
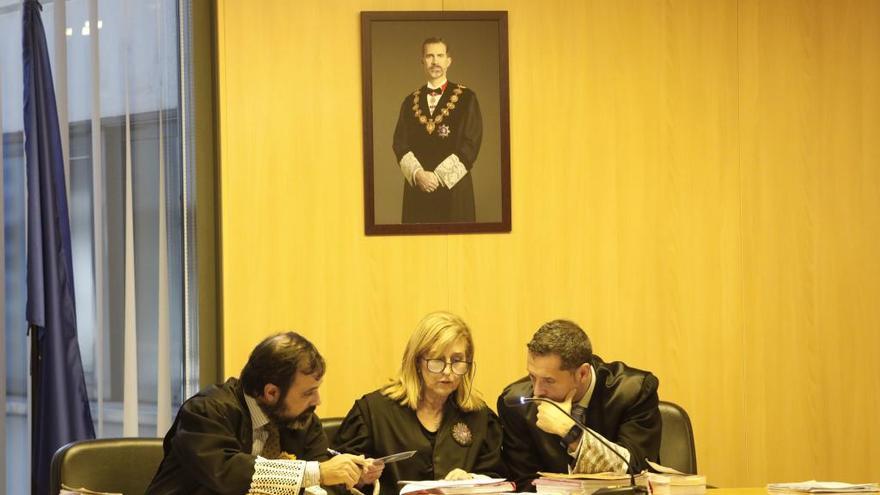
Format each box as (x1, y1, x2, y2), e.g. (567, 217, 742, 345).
(738, 0, 880, 483)
(216, 0, 880, 486)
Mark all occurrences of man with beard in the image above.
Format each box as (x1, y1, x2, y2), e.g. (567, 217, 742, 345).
(392, 37, 482, 223)
(147, 332, 384, 494)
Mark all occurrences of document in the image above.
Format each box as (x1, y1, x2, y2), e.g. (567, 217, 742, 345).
(767, 482, 880, 494)
(399, 477, 514, 495)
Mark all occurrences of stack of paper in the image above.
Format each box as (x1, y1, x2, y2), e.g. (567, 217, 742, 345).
(534, 472, 648, 495)
(767, 482, 880, 494)
(646, 473, 706, 495)
(645, 460, 707, 495)
(399, 478, 515, 495)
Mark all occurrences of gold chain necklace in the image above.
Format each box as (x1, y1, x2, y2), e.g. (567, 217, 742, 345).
(412, 85, 465, 134)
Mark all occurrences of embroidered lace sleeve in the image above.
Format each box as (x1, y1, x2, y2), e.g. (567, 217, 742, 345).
(434, 154, 468, 189)
(399, 152, 423, 186)
(570, 428, 630, 474)
(248, 457, 306, 495)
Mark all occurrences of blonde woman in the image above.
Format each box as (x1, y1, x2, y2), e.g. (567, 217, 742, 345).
(332, 312, 505, 494)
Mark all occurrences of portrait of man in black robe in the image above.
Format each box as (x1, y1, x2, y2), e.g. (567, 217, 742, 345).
(392, 37, 483, 224)
(361, 12, 510, 235)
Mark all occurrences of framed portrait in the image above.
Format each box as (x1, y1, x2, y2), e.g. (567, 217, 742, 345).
(361, 11, 511, 235)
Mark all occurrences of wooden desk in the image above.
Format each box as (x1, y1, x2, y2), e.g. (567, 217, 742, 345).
(709, 489, 765, 495)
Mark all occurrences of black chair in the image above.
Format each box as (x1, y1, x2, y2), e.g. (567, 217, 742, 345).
(658, 400, 697, 474)
(322, 416, 344, 444)
(50, 437, 164, 495)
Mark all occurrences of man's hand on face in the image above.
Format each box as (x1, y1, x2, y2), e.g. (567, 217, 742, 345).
(319, 454, 362, 489)
(415, 170, 440, 193)
(535, 388, 577, 438)
(358, 458, 385, 485)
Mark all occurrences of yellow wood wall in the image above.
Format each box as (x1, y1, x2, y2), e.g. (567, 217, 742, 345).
(215, 0, 880, 487)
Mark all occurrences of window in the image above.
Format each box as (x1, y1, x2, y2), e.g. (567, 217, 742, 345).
(1, 0, 200, 491)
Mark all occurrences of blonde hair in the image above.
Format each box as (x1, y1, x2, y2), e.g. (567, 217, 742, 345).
(382, 311, 485, 412)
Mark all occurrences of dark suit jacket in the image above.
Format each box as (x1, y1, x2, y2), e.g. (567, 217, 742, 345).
(333, 390, 506, 495)
(496, 356, 661, 491)
(146, 377, 332, 495)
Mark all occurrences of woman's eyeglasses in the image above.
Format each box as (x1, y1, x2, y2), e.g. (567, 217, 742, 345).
(422, 358, 472, 375)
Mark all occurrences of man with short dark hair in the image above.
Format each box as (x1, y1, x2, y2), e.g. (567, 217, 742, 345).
(497, 320, 661, 490)
(147, 332, 384, 494)
(392, 37, 482, 223)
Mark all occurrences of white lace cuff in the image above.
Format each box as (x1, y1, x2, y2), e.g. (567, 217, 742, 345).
(248, 456, 306, 495)
(434, 154, 467, 189)
(571, 428, 631, 474)
(399, 152, 423, 186)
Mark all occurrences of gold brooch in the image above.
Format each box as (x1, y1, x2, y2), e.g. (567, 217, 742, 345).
(451, 422, 473, 446)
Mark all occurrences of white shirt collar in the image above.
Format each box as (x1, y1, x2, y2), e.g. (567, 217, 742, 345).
(576, 364, 597, 408)
(427, 78, 448, 90)
(244, 393, 270, 431)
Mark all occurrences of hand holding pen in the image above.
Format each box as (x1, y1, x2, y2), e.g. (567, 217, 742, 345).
(325, 448, 385, 487)
(320, 450, 362, 489)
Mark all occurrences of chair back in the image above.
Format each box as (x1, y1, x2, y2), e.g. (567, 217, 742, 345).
(322, 416, 344, 444)
(658, 400, 697, 474)
(50, 437, 164, 495)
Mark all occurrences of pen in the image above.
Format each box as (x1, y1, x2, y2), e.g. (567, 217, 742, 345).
(328, 448, 367, 466)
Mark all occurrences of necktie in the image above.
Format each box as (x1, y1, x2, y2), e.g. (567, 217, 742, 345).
(568, 404, 587, 469)
(262, 423, 282, 459)
(571, 404, 586, 425)
(427, 89, 441, 114)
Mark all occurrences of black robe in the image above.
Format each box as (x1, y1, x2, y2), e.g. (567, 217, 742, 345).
(496, 356, 661, 491)
(332, 390, 506, 495)
(392, 82, 482, 224)
(146, 378, 332, 495)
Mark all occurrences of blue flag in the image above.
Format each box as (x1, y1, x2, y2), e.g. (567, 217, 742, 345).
(23, 1, 96, 494)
